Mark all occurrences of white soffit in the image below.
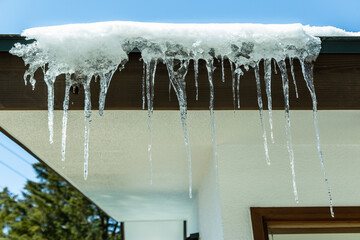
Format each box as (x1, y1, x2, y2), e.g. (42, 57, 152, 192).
(0, 110, 359, 221)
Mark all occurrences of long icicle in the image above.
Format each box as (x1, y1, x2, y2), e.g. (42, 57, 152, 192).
(165, 58, 192, 198)
(264, 59, 274, 143)
(278, 60, 299, 203)
(221, 56, 225, 83)
(83, 75, 92, 180)
(42, 66, 55, 144)
(290, 58, 299, 98)
(206, 59, 218, 182)
(300, 59, 334, 217)
(254, 63, 271, 165)
(194, 59, 199, 101)
(230, 61, 236, 111)
(142, 62, 146, 109)
(169, 80, 172, 102)
(61, 73, 72, 163)
(236, 70, 241, 109)
(146, 60, 158, 185)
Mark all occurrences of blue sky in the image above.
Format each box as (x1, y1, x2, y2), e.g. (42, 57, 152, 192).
(0, 0, 359, 195)
(0, 132, 37, 196)
(0, 0, 360, 33)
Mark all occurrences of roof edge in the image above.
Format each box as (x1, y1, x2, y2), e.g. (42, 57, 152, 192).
(1, 35, 360, 53)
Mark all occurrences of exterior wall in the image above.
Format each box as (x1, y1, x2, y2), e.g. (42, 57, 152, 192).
(216, 111, 360, 240)
(198, 161, 224, 240)
(125, 221, 183, 240)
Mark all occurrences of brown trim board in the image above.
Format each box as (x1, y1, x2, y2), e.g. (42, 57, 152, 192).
(251, 207, 360, 240)
(1, 52, 360, 110)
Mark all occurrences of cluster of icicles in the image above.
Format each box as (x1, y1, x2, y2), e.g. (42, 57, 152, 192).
(10, 22, 334, 216)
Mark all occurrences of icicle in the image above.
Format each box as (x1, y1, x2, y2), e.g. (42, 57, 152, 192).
(82, 75, 92, 180)
(272, 59, 277, 74)
(236, 72, 241, 109)
(61, 73, 72, 163)
(42, 66, 55, 144)
(290, 58, 299, 98)
(168, 81, 172, 102)
(278, 60, 299, 203)
(145, 60, 158, 185)
(300, 60, 334, 217)
(206, 59, 218, 182)
(221, 56, 225, 83)
(142, 62, 146, 109)
(194, 59, 199, 101)
(165, 58, 192, 198)
(150, 61, 157, 113)
(254, 64, 271, 165)
(99, 70, 116, 116)
(230, 62, 236, 111)
(264, 59, 274, 143)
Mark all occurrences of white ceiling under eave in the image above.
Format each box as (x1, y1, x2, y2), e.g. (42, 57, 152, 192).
(0, 110, 359, 225)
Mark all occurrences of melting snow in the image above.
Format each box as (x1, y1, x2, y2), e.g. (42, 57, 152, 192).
(10, 21, 357, 214)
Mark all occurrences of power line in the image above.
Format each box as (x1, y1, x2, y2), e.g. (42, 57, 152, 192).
(0, 159, 29, 180)
(0, 142, 33, 166)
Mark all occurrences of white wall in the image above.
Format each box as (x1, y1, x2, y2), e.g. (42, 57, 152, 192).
(125, 221, 184, 240)
(198, 160, 224, 240)
(215, 111, 360, 240)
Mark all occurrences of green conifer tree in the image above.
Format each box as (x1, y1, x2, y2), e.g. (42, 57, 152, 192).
(0, 163, 122, 240)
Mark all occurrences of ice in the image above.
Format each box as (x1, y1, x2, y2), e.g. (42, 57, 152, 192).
(277, 60, 299, 203)
(290, 58, 299, 98)
(165, 58, 192, 198)
(206, 59, 218, 180)
(145, 60, 158, 185)
(300, 60, 334, 217)
(194, 59, 199, 101)
(42, 67, 56, 144)
(61, 73, 72, 163)
(82, 75, 92, 180)
(264, 59, 274, 143)
(272, 59, 277, 74)
(221, 56, 225, 83)
(11, 21, 343, 208)
(236, 71, 241, 109)
(254, 64, 271, 165)
(98, 69, 116, 116)
(230, 62, 236, 111)
(230, 62, 242, 111)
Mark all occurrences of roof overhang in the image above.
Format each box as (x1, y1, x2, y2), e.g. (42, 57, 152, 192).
(1, 35, 360, 226)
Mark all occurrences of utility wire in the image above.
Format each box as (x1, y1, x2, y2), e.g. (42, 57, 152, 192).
(0, 159, 29, 180)
(0, 142, 33, 166)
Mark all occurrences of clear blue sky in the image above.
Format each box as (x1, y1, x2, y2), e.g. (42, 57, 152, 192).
(0, 132, 37, 196)
(0, 0, 359, 195)
(0, 0, 360, 33)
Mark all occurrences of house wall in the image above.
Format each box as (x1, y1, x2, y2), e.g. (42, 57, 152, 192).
(198, 160, 224, 240)
(215, 111, 360, 240)
(125, 220, 184, 240)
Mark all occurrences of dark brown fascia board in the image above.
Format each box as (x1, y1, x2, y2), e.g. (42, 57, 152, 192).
(1, 51, 360, 110)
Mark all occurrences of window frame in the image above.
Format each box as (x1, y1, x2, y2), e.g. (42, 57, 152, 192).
(250, 207, 360, 240)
